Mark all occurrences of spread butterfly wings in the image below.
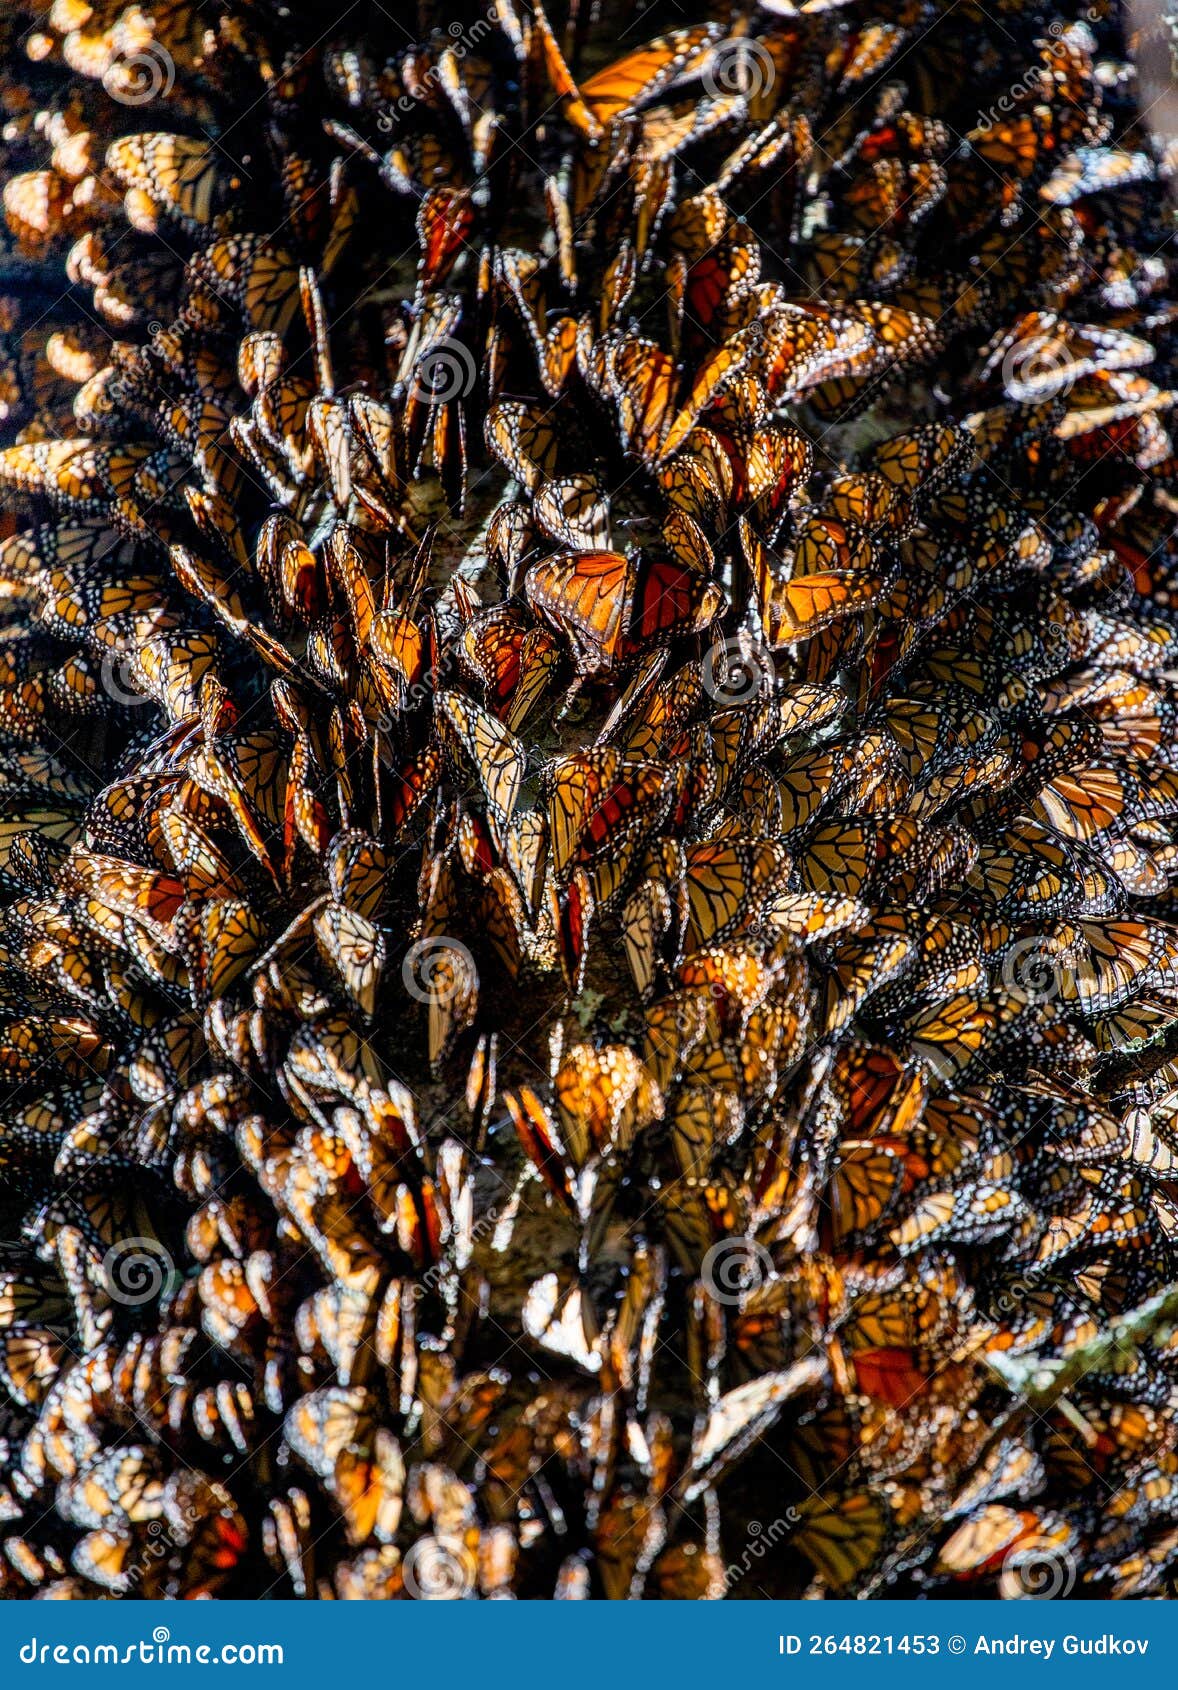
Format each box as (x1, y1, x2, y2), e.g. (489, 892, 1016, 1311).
(1052, 920, 1171, 1016)
(792, 1491, 891, 1591)
(0, 440, 153, 511)
(1031, 761, 1126, 840)
(611, 334, 757, 465)
(547, 752, 672, 882)
(1040, 145, 1154, 206)
(681, 841, 789, 952)
(577, 25, 724, 127)
(485, 400, 561, 492)
(829, 1141, 904, 1243)
(526, 550, 628, 669)
(526, 550, 723, 673)
(902, 996, 1000, 1080)
(0, 1327, 66, 1408)
(436, 692, 526, 849)
(631, 554, 724, 644)
(105, 134, 223, 233)
(745, 516, 889, 647)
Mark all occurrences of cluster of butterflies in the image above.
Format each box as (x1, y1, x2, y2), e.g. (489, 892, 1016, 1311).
(0, 0, 1177, 1602)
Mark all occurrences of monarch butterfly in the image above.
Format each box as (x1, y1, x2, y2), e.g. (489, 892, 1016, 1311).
(677, 1361, 825, 1504)
(792, 1491, 892, 1591)
(194, 236, 300, 334)
(820, 916, 915, 1034)
(57, 1446, 167, 1530)
(504, 1084, 575, 1212)
(902, 995, 1004, 1080)
(0, 1326, 65, 1408)
(577, 25, 724, 128)
(0, 438, 153, 511)
(935, 1505, 1050, 1580)
(546, 750, 672, 884)
(796, 818, 920, 900)
(610, 331, 759, 465)
(678, 840, 789, 953)
(485, 399, 562, 492)
(533, 474, 611, 552)
(64, 852, 186, 942)
(828, 1141, 905, 1243)
(436, 691, 526, 848)
(745, 515, 890, 647)
(526, 549, 723, 674)
(1040, 146, 1153, 206)
(417, 185, 473, 290)
(106, 134, 226, 233)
